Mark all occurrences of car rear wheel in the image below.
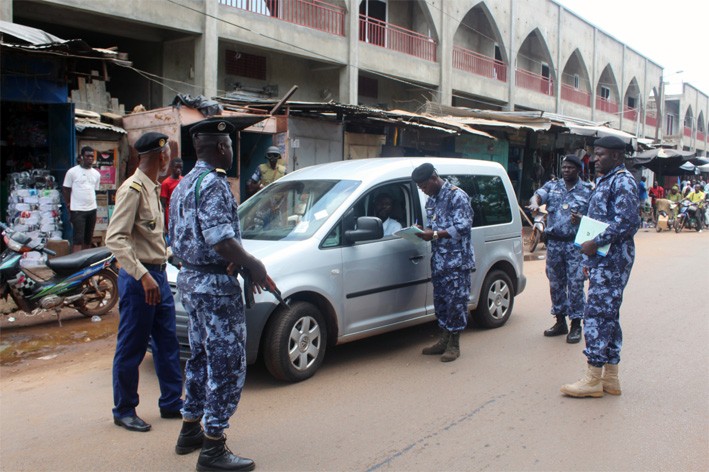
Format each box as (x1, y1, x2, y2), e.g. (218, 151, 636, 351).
(263, 301, 327, 382)
(471, 269, 514, 329)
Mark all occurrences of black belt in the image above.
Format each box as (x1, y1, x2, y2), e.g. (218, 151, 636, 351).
(142, 262, 167, 272)
(545, 234, 575, 242)
(181, 262, 229, 275)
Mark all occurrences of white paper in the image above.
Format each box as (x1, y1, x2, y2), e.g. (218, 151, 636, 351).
(574, 216, 611, 256)
(394, 225, 425, 243)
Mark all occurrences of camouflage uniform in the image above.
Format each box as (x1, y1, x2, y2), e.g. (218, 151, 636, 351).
(534, 178, 592, 321)
(426, 180, 475, 332)
(582, 164, 639, 367)
(169, 161, 245, 438)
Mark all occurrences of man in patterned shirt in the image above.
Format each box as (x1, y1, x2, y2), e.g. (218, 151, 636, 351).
(412, 163, 475, 362)
(529, 155, 592, 343)
(561, 136, 639, 398)
(170, 119, 272, 471)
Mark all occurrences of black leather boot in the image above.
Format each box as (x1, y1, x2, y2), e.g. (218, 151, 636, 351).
(197, 435, 255, 472)
(544, 315, 568, 337)
(175, 420, 204, 455)
(440, 332, 460, 362)
(566, 319, 582, 344)
(422, 328, 450, 355)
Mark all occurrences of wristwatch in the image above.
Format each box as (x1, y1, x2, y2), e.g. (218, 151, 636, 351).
(432, 231, 439, 240)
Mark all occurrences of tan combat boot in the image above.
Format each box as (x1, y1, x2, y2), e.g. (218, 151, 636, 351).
(560, 364, 604, 398)
(602, 363, 621, 395)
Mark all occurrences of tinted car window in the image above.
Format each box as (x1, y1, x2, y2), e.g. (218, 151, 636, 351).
(443, 174, 512, 227)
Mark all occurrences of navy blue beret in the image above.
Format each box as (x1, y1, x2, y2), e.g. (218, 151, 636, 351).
(562, 154, 583, 168)
(412, 163, 436, 183)
(134, 132, 169, 154)
(594, 136, 627, 151)
(190, 119, 236, 137)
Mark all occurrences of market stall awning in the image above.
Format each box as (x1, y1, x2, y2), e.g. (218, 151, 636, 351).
(562, 123, 637, 145)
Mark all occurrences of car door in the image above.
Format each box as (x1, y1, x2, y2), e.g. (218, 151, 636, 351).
(340, 182, 430, 335)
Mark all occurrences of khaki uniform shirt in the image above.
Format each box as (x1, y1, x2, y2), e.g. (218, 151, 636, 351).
(106, 168, 169, 281)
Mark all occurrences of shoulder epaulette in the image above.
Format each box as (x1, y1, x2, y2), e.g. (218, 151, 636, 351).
(451, 186, 460, 191)
(129, 181, 143, 192)
(215, 168, 227, 176)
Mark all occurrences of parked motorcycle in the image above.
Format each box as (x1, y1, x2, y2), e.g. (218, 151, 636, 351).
(0, 222, 118, 321)
(527, 207, 547, 253)
(673, 200, 704, 233)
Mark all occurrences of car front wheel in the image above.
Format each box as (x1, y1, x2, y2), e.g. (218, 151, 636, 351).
(263, 301, 327, 382)
(472, 269, 514, 329)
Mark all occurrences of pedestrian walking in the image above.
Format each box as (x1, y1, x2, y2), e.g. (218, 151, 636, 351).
(561, 136, 639, 398)
(528, 155, 592, 343)
(412, 163, 475, 362)
(170, 119, 273, 471)
(105, 132, 183, 432)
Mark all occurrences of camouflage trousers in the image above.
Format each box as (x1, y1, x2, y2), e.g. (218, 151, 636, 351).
(583, 257, 634, 367)
(180, 291, 247, 437)
(432, 269, 472, 333)
(545, 239, 585, 320)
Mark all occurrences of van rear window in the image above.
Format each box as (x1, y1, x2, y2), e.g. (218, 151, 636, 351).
(444, 175, 512, 227)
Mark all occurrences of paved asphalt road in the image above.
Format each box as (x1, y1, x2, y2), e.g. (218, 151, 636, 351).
(0, 229, 707, 472)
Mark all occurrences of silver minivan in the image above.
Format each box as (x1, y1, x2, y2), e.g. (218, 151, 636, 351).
(171, 157, 526, 382)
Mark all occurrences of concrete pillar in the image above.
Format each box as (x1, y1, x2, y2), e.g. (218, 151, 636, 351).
(0, 1, 12, 22)
(339, 0, 359, 104)
(195, 0, 218, 98)
(437, 2, 452, 106)
(555, 4, 562, 113)
(505, 0, 516, 111)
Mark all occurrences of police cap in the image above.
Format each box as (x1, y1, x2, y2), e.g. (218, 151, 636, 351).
(562, 154, 583, 168)
(593, 136, 627, 151)
(412, 163, 436, 183)
(190, 119, 236, 137)
(134, 132, 169, 154)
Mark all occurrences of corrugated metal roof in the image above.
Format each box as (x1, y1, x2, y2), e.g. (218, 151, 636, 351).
(75, 118, 126, 134)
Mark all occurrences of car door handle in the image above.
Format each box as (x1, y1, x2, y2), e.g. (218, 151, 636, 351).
(409, 255, 424, 263)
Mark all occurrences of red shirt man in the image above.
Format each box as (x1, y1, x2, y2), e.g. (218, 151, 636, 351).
(160, 158, 183, 229)
(648, 182, 665, 207)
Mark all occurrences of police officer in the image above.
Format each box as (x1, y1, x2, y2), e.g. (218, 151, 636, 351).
(412, 163, 475, 362)
(106, 132, 183, 432)
(561, 136, 639, 398)
(529, 155, 592, 343)
(170, 119, 272, 471)
(246, 145, 286, 196)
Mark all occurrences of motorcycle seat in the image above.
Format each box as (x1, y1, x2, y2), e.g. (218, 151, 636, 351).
(46, 247, 113, 273)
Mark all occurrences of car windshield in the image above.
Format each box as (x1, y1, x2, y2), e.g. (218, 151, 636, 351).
(239, 179, 360, 240)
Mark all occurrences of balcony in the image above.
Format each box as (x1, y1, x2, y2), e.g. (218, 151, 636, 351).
(684, 126, 692, 138)
(515, 69, 554, 96)
(220, 0, 345, 36)
(560, 83, 590, 107)
(452, 46, 506, 82)
(698, 131, 706, 142)
(596, 97, 619, 114)
(359, 15, 437, 62)
(623, 106, 638, 121)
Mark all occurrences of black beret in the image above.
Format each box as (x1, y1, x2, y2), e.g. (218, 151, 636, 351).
(562, 154, 583, 168)
(412, 163, 436, 183)
(134, 132, 169, 154)
(593, 136, 627, 151)
(190, 119, 236, 137)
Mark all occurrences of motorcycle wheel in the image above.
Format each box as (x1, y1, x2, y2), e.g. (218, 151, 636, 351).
(529, 229, 541, 253)
(76, 269, 118, 317)
(673, 217, 684, 233)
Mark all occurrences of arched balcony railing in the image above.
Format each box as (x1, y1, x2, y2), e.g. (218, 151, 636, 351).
(220, 0, 346, 36)
(515, 68, 554, 96)
(560, 83, 590, 107)
(452, 46, 506, 82)
(359, 15, 437, 62)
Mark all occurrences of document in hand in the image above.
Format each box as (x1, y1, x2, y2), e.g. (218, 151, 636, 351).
(394, 225, 425, 243)
(574, 216, 611, 256)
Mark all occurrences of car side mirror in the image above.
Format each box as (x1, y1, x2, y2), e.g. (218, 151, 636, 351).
(344, 216, 383, 244)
